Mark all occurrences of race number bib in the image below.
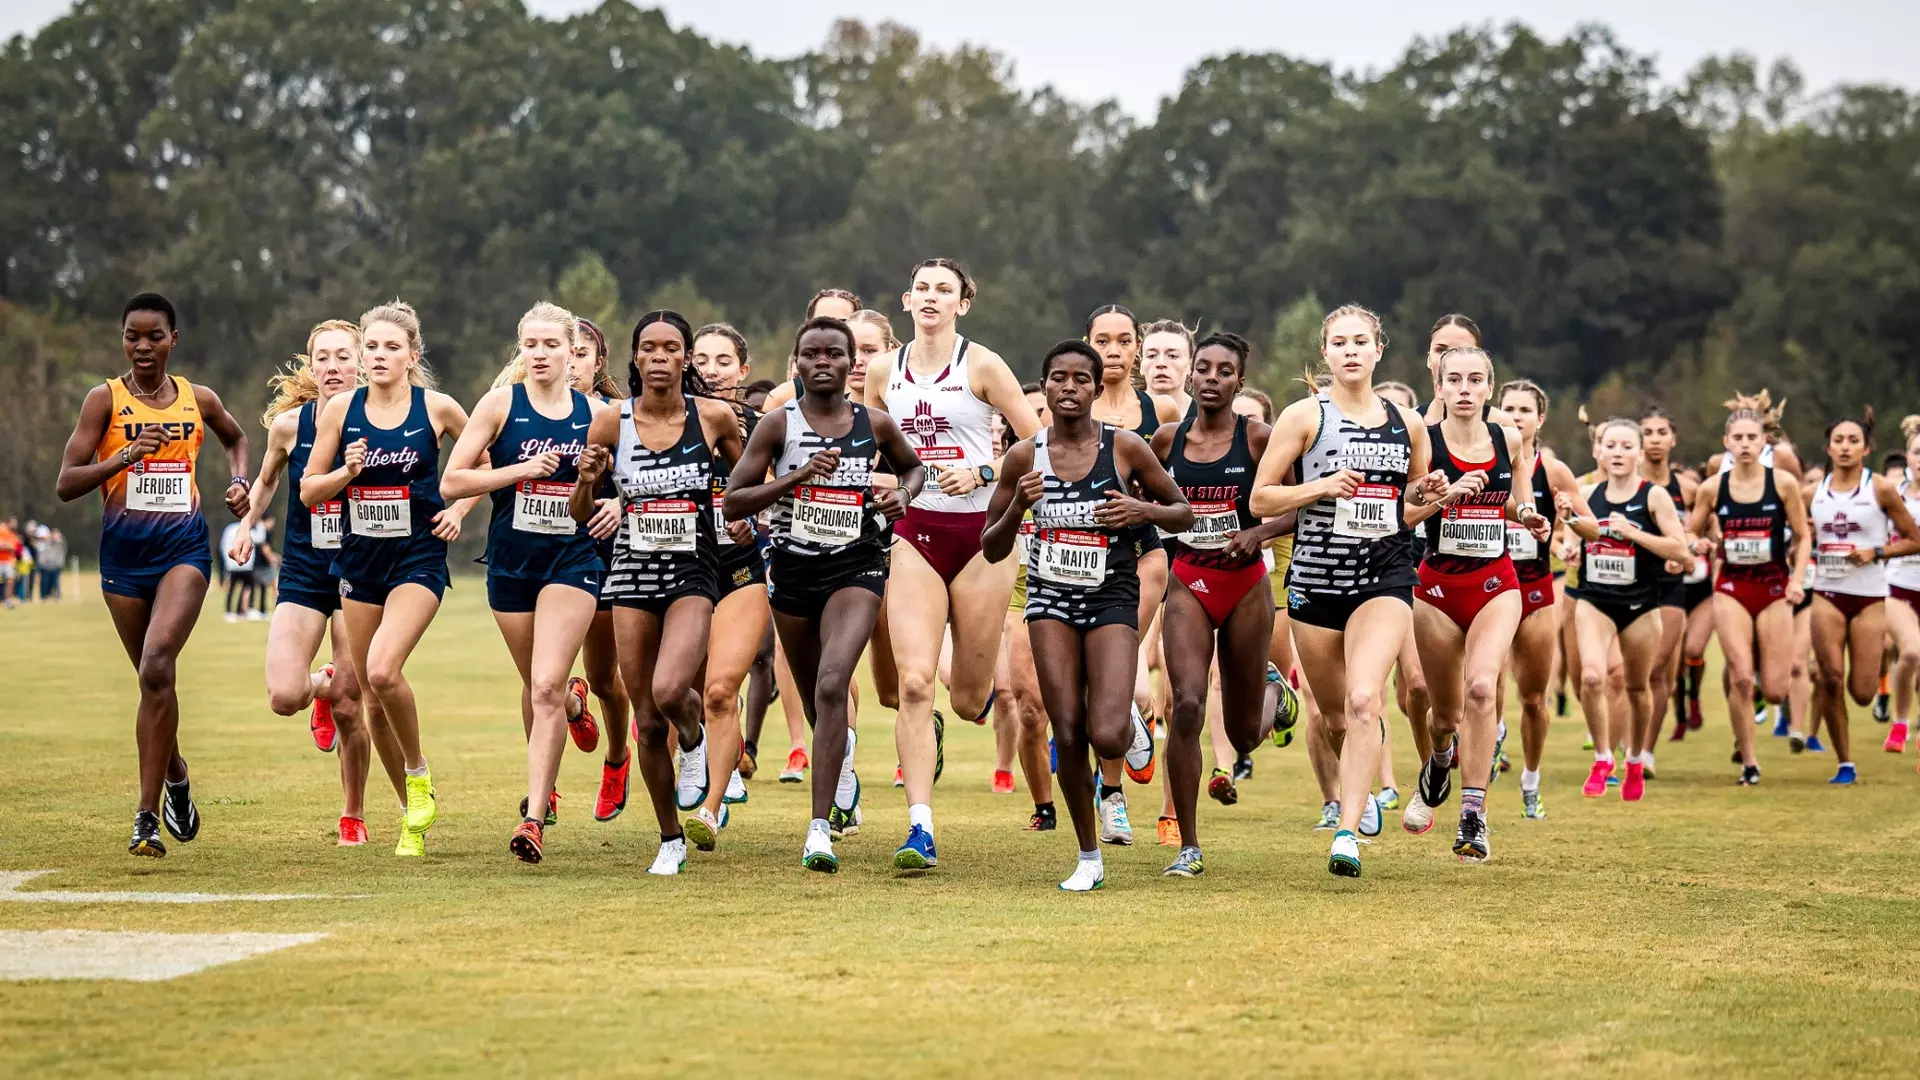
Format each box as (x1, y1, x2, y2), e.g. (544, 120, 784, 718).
(1032, 528, 1109, 588)
(1177, 500, 1239, 551)
(792, 486, 864, 547)
(348, 486, 411, 538)
(1724, 529, 1771, 566)
(1817, 543, 1855, 579)
(1584, 538, 1636, 586)
(125, 460, 192, 514)
(1506, 522, 1539, 562)
(1437, 504, 1505, 558)
(1333, 483, 1399, 540)
(626, 499, 698, 553)
(513, 481, 577, 535)
(1015, 520, 1036, 568)
(712, 499, 735, 546)
(917, 445, 965, 465)
(311, 501, 344, 550)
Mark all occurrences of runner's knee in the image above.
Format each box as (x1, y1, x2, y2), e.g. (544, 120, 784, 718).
(1169, 687, 1205, 738)
(136, 649, 177, 696)
(897, 667, 937, 708)
(1464, 673, 1498, 713)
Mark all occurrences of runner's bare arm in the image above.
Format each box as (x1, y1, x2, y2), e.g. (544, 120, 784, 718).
(440, 388, 522, 500)
(230, 411, 298, 565)
(195, 383, 253, 517)
(1778, 472, 1811, 586)
(1638, 485, 1694, 564)
(1876, 474, 1920, 559)
(300, 393, 357, 508)
(980, 440, 1036, 564)
(53, 385, 130, 502)
(1250, 398, 1336, 518)
(722, 408, 802, 521)
(1111, 430, 1194, 534)
(569, 404, 622, 524)
(427, 391, 483, 526)
(869, 410, 926, 519)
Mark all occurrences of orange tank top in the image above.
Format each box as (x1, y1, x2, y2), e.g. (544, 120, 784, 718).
(96, 375, 205, 516)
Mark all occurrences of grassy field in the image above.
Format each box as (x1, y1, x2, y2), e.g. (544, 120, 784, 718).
(3, 576, 1920, 1078)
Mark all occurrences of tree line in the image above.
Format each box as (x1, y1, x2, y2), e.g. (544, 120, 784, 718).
(4, 1, 1916, 553)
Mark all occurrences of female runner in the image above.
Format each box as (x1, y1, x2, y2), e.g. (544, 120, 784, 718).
(1883, 416, 1920, 755)
(1151, 333, 1285, 876)
(573, 310, 744, 874)
(443, 303, 612, 862)
(1562, 419, 1691, 802)
(725, 316, 922, 872)
(1141, 320, 1196, 420)
(56, 292, 252, 856)
(1496, 379, 1583, 818)
(229, 319, 399, 845)
(1804, 410, 1920, 782)
(571, 318, 637, 824)
(863, 259, 1040, 870)
(1404, 348, 1550, 861)
(303, 300, 476, 856)
(1420, 314, 1513, 428)
(1639, 407, 1700, 766)
(982, 340, 1192, 891)
(1252, 305, 1456, 878)
(1686, 396, 1809, 784)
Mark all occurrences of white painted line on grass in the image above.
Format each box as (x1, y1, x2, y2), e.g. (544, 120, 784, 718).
(0, 871, 367, 903)
(0, 930, 327, 982)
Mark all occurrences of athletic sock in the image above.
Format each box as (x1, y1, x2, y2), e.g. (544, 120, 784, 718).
(405, 763, 429, 777)
(1460, 787, 1486, 816)
(1520, 768, 1541, 792)
(809, 817, 831, 837)
(1431, 741, 1456, 769)
(1078, 848, 1101, 864)
(1034, 800, 1055, 815)
(1686, 657, 1705, 700)
(1594, 750, 1614, 766)
(908, 803, 933, 831)
(660, 831, 683, 844)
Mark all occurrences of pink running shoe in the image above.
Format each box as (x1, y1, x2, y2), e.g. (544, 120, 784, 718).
(1885, 721, 1909, 754)
(1621, 761, 1646, 802)
(310, 663, 338, 753)
(1581, 759, 1614, 798)
(991, 769, 1015, 794)
(337, 816, 368, 846)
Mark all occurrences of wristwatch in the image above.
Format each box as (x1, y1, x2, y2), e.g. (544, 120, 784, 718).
(1874, 546, 1887, 563)
(976, 464, 996, 485)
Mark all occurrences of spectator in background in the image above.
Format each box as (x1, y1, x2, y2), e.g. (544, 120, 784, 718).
(37, 527, 66, 601)
(248, 516, 277, 618)
(0, 517, 18, 608)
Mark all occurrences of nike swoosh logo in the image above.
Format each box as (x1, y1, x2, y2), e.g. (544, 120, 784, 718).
(1624, 504, 1642, 511)
(1391, 427, 1405, 435)
(572, 423, 589, 430)
(513, 417, 529, 423)
(403, 428, 425, 437)
(851, 439, 872, 447)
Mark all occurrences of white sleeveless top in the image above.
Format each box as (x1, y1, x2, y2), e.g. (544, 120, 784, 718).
(1810, 471, 1889, 597)
(883, 336, 996, 514)
(1887, 480, 1920, 592)
(1718, 444, 1775, 473)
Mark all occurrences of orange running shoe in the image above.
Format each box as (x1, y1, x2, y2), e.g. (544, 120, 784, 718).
(594, 753, 631, 822)
(780, 747, 808, 783)
(1156, 815, 1178, 846)
(991, 769, 1015, 794)
(566, 677, 600, 753)
(509, 819, 544, 863)
(337, 816, 368, 846)
(310, 663, 338, 753)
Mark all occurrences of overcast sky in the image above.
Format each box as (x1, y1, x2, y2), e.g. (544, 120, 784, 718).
(5, 1, 1913, 119)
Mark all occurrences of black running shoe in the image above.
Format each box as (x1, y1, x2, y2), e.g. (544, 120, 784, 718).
(1232, 754, 1254, 781)
(1026, 804, 1057, 831)
(1452, 812, 1489, 862)
(1739, 764, 1762, 786)
(130, 810, 166, 857)
(932, 709, 946, 784)
(1417, 745, 1454, 810)
(162, 776, 199, 843)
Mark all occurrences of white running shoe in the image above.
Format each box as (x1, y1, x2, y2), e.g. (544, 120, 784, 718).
(1328, 831, 1362, 877)
(835, 729, 859, 811)
(1402, 790, 1435, 834)
(684, 806, 722, 852)
(1313, 801, 1340, 830)
(802, 823, 838, 873)
(1059, 857, 1105, 893)
(675, 729, 708, 811)
(1358, 791, 1382, 837)
(1098, 790, 1134, 846)
(1641, 751, 1657, 780)
(724, 768, 748, 804)
(648, 837, 688, 876)
(1125, 705, 1154, 776)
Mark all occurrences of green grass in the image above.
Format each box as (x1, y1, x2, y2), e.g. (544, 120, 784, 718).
(4, 576, 1920, 1077)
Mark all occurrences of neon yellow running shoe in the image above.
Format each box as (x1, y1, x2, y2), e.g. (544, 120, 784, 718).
(394, 816, 425, 857)
(403, 771, 438, 833)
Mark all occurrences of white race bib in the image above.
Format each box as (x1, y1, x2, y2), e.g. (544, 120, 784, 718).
(1437, 504, 1505, 558)
(125, 460, 192, 514)
(791, 486, 864, 547)
(1726, 529, 1772, 567)
(1585, 538, 1636, 586)
(513, 480, 577, 535)
(712, 492, 735, 547)
(1506, 522, 1540, 562)
(918, 445, 964, 465)
(627, 499, 698, 553)
(311, 501, 343, 550)
(1015, 520, 1035, 568)
(1032, 528, 1109, 588)
(1817, 543, 1854, 579)
(1178, 500, 1239, 551)
(1333, 483, 1399, 540)
(348, 485, 411, 538)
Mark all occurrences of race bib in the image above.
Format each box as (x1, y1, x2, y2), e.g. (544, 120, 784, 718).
(1333, 483, 1399, 540)
(125, 460, 192, 514)
(348, 485, 411, 538)
(513, 480, 577, 535)
(627, 499, 698, 553)
(1724, 530, 1771, 566)
(712, 499, 736, 546)
(1437, 504, 1505, 558)
(1506, 522, 1540, 562)
(792, 486, 864, 547)
(1178, 500, 1240, 551)
(1032, 528, 1109, 588)
(1817, 543, 1855, 579)
(918, 445, 965, 464)
(1016, 520, 1036, 568)
(1585, 538, 1636, 586)
(311, 501, 344, 550)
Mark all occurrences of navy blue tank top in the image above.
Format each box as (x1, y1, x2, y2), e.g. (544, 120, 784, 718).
(339, 385, 442, 543)
(284, 400, 341, 553)
(483, 383, 599, 578)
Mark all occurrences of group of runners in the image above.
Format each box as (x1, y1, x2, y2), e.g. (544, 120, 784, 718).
(56, 275, 1920, 889)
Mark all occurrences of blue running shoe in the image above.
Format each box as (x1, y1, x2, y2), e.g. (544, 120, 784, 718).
(1048, 737, 1057, 774)
(893, 824, 938, 870)
(1830, 763, 1856, 785)
(1807, 736, 1827, 753)
(1772, 708, 1791, 738)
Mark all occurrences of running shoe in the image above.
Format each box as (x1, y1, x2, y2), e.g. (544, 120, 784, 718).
(1059, 857, 1104, 893)
(509, 819, 543, 863)
(1668, 719, 1688, 742)
(1738, 764, 1761, 786)
(802, 825, 838, 873)
(991, 769, 1015, 794)
(161, 776, 200, 843)
(1377, 786, 1400, 811)
(1328, 829, 1362, 878)
(1098, 790, 1134, 846)
(311, 663, 338, 753)
(1830, 763, 1857, 785)
(933, 709, 947, 783)
(1806, 735, 1827, 753)
(1641, 752, 1657, 780)
(338, 816, 368, 846)
(780, 747, 807, 783)
(1756, 702, 1771, 726)
(403, 770, 438, 834)
(828, 798, 860, 840)
(724, 768, 748, 804)
(738, 744, 757, 780)
(1885, 721, 1910, 753)
(1416, 748, 1453, 811)
(648, 837, 688, 876)
(1155, 814, 1178, 846)
(1581, 759, 1614, 798)
(1788, 730, 1807, 753)
(685, 806, 723, 851)
(893, 824, 938, 869)
(595, 753, 631, 822)
(1028, 804, 1057, 832)
(1521, 788, 1546, 819)
(559, 677, 596, 753)
(1232, 753, 1254, 781)
(674, 729, 709, 811)
(1124, 704, 1156, 783)
(1207, 768, 1238, 806)
(1453, 812, 1490, 863)
(1314, 801, 1341, 831)
(394, 815, 425, 858)
(1772, 710, 1792, 738)
(518, 792, 559, 828)
(1581, 734, 1595, 751)
(1163, 846, 1205, 878)
(1049, 737, 1057, 773)
(1358, 791, 1382, 838)
(1493, 721, 1510, 776)
(892, 765, 905, 787)
(129, 810, 165, 858)
(1269, 664, 1300, 748)
(834, 729, 858, 815)
(1621, 760, 1646, 802)
(1873, 691, 1891, 724)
